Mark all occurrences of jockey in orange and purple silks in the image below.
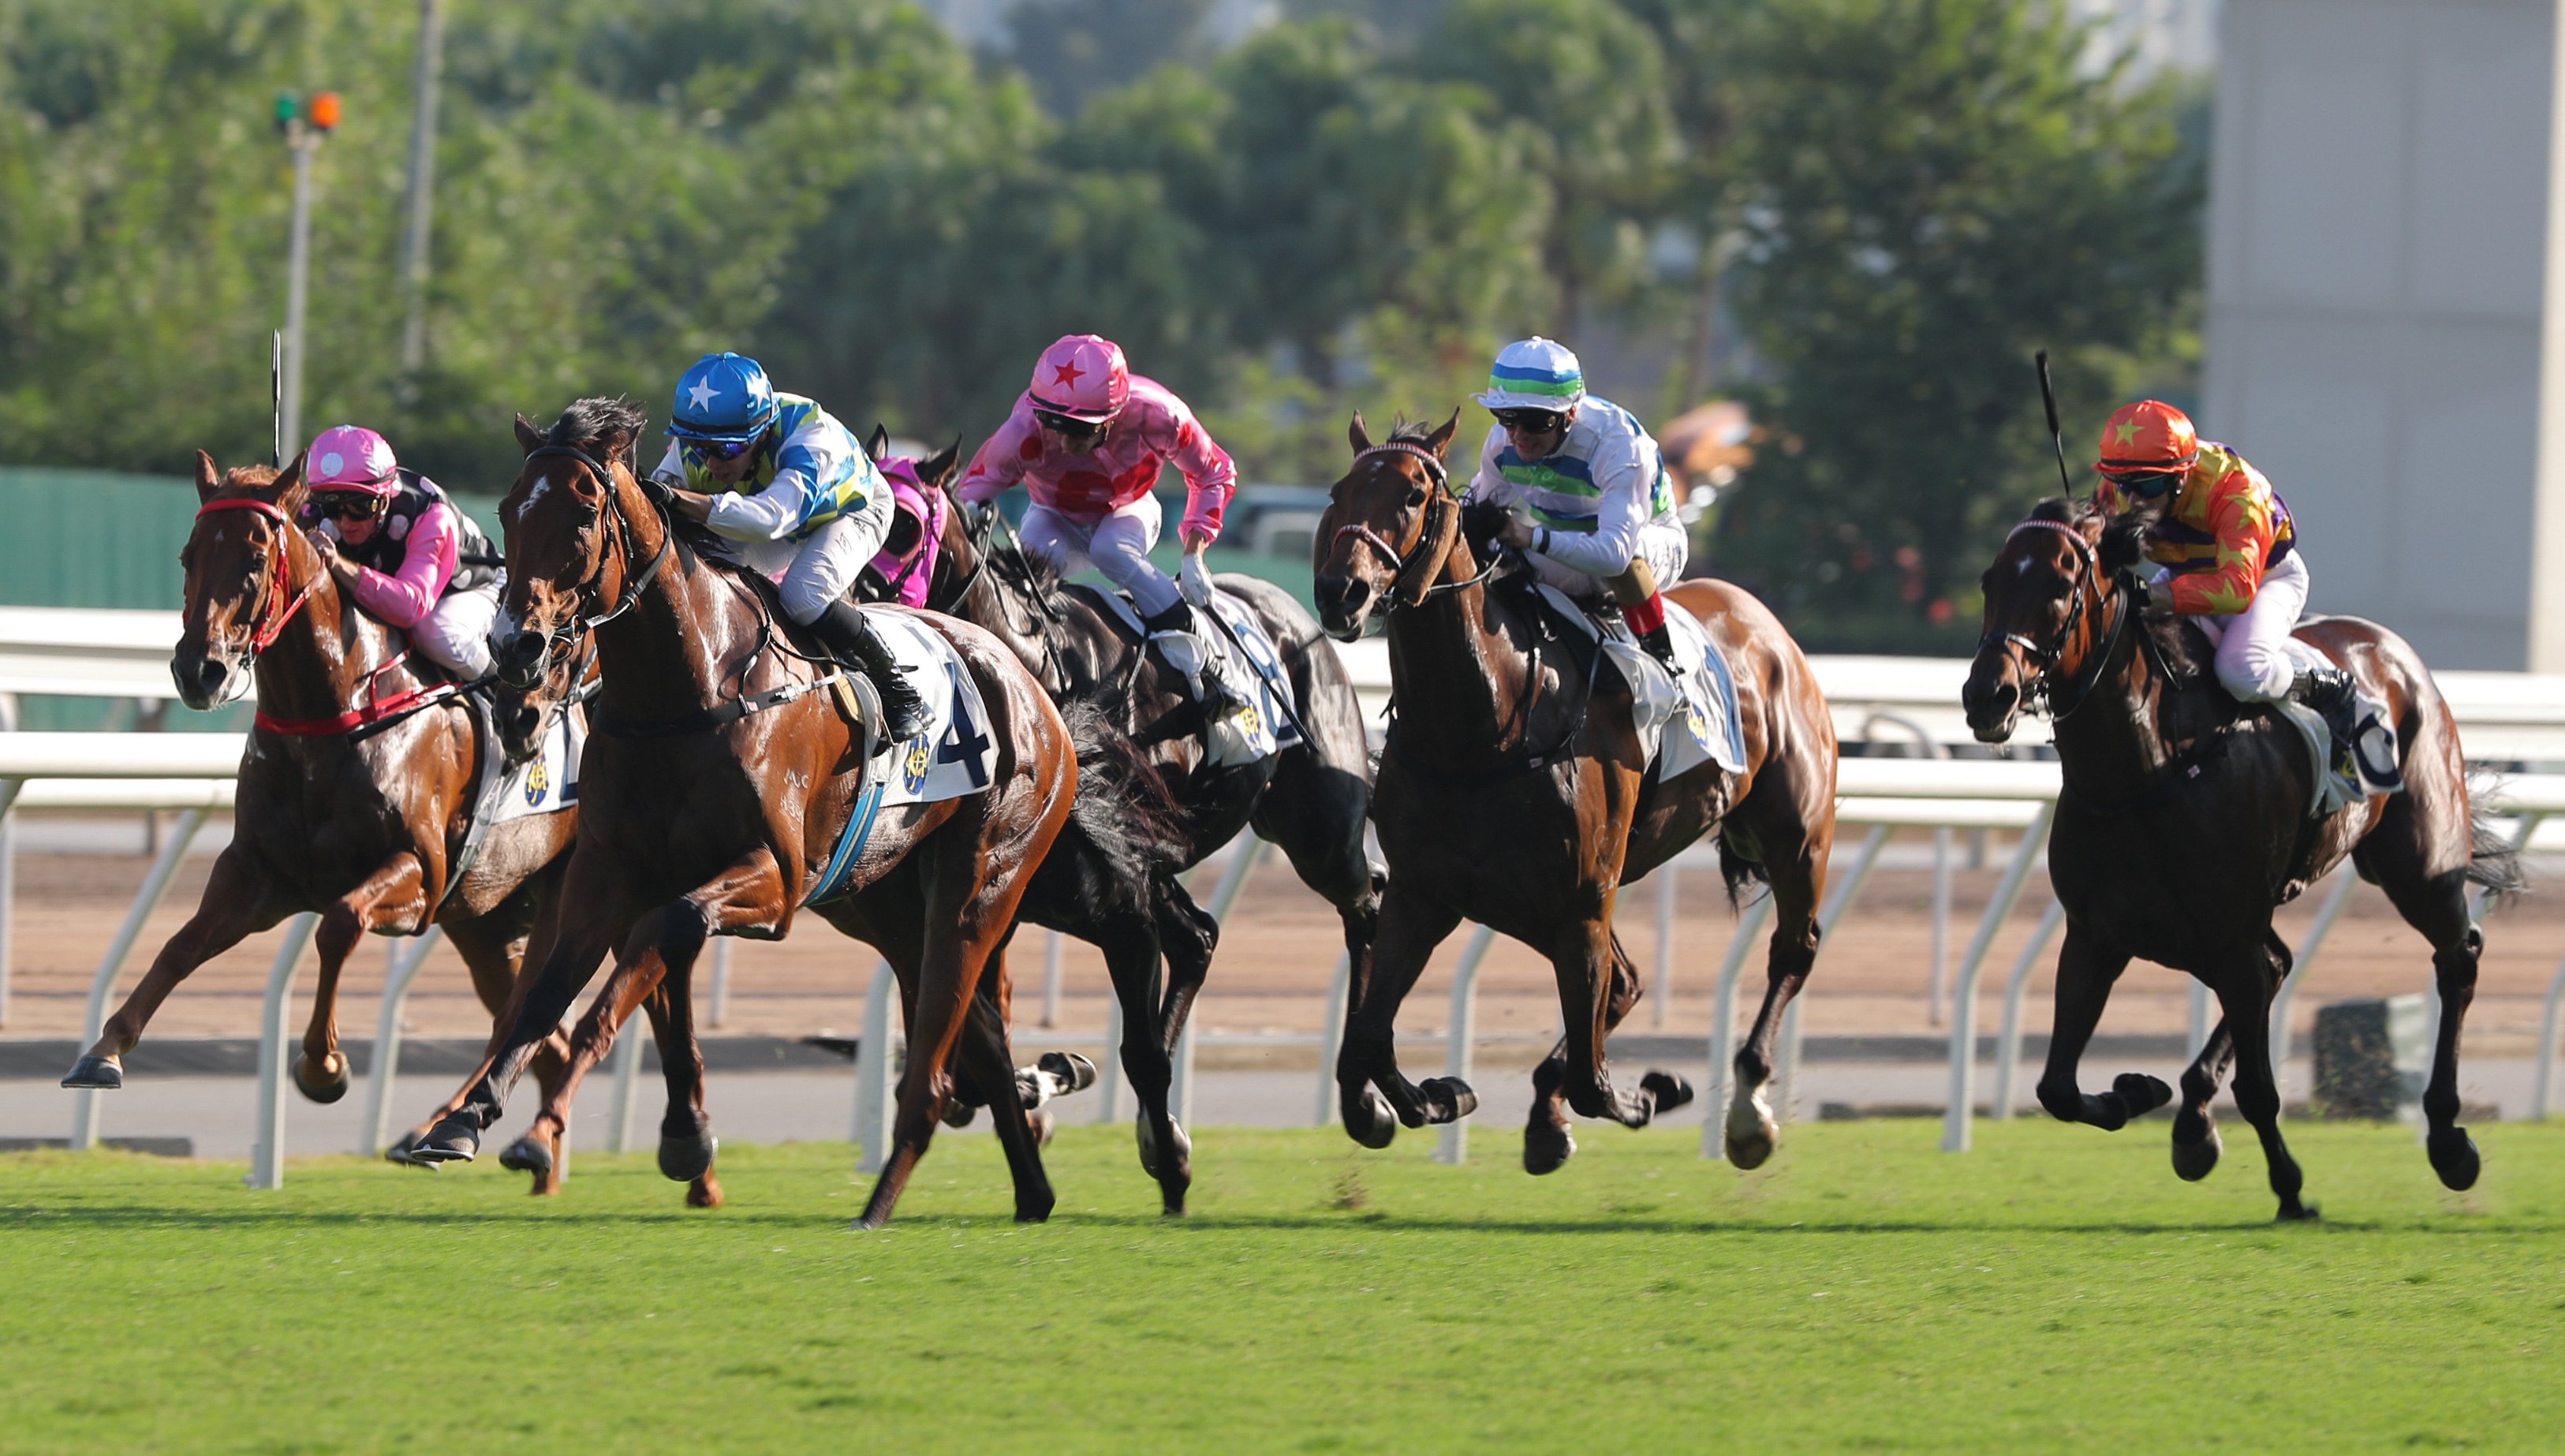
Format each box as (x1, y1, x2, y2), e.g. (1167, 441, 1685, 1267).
(2091, 399, 2353, 718)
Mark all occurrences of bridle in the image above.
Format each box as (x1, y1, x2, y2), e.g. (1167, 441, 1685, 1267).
(193, 496, 319, 660)
(1328, 443, 1499, 610)
(507, 443, 673, 684)
(1979, 517, 2128, 721)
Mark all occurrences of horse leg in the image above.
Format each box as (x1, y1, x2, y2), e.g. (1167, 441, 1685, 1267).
(2360, 848, 2488, 1191)
(641, 976, 725, 1210)
(297, 855, 428, 1107)
(2171, 1014, 2236, 1182)
(1550, 917, 1664, 1129)
(1724, 855, 1822, 1170)
(1336, 885, 1462, 1147)
(396, 911, 575, 1181)
(2209, 953, 2315, 1221)
(69, 848, 276, 1085)
(1524, 931, 1663, 1174)
(2033, 924, 2167, 1129)
(954, 953, 1055, 1224)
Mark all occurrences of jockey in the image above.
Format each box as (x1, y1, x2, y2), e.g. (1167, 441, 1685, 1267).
(863, 455, 944, 610)
(1465, 337, 1687, 670)
(298, 425, 503, 680)
(647, 352, 928, 741)
(955, 334, 1240, 714)
(2091, 400, 2353, 719)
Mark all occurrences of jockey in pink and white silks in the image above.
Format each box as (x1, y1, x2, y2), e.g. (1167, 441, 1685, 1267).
(956, 334, 1242, 713)
(300, 425, 504, 679)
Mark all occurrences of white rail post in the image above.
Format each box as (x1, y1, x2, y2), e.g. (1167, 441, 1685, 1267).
(1700, 894, 1775, 1158)
(2532, 954, 2565, 1121)
(707, 939, 733, 1030)
(1040, 928, 1065, 1029)
(2186, 980, 2212, 1062)
(69, 805, 210, 1149)
(358, 924, 446, 1156)
(2268, 868, 2357, 1093)
(248, 913, 322, 1189)
(1941, 803, 2056, 1153)
(0, 769, 18, 1029)
(1776, 823, 1891, 1123)
(1436, 923, 1499, 1165)
(853, 960, 896, 1174)
(1990, 898, 2068, 1121)
(1093, 996, 1126, 1126)
(1651, 864, 1677, 1029)
(1928, 826, 1952, 1025)
(607, 1006, 646, 1155)
(1314, 950, 1350, 1126)
(1170, 1018, 1198, 1129)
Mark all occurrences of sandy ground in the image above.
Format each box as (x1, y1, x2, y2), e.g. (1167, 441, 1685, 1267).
(5, 814, 2561, 1056)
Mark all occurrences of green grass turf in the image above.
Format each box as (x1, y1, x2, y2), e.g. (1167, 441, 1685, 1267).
(4, 1118, 2563, 1451)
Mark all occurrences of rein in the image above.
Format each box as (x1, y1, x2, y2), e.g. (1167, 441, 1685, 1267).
(1981, 517, 2128, 722)
(511, 444, 675, 675)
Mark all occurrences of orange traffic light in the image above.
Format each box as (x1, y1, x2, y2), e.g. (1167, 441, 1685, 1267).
(309, 91, 342, 131)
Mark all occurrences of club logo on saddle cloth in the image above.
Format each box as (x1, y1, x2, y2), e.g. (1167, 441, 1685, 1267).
(1087, 586, 1304, 765)
(491, 702, 581, 823)
(864, 610, 1001, 807)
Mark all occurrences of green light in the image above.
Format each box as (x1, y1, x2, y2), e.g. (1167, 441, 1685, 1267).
(274, 91, 297, 129)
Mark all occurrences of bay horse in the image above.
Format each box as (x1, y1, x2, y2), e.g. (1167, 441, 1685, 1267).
(871, 434, 1383, 1196)
(1311, 415, 1841, 1171)
(406, 398, 1081, 1227)
(62, 454, 582, 1186)
(1962, 498, 2518, 1220)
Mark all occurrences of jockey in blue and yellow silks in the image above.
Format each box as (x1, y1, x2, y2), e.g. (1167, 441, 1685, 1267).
(650, 351, 928, 741)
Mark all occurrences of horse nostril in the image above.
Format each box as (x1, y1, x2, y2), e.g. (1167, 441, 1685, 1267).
(193, 659, 226, 691)
(509, 705, 541, 741)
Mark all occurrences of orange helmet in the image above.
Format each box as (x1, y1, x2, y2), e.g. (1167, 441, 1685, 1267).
(2094, 400, 2198, 476)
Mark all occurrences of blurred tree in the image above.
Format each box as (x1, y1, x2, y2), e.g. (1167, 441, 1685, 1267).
(999, 0, 1212, 118)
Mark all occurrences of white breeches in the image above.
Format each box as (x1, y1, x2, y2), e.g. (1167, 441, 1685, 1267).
(2179, 551, 2311, 704)
(1526, 519, 1691, 601)
(414, 580, 502, 678)
(1020, 494, 1182, 618)
(725, 489, 894, 625)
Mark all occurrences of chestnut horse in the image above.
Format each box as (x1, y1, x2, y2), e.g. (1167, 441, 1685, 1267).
(866, 435, 1382, 1204)
(407, 399, 1077, 1227)
(62, 454, 581, 1182)
(1963, 498, 2518, 1220)
(1311, 416, 1841, 1172)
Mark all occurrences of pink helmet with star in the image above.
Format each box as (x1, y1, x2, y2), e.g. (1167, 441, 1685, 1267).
(305, 425, 400, 495)
(1026, 334, 1129, 423)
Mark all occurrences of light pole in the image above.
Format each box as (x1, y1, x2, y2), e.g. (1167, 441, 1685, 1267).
(274, 90, 339, 459)
(398, 0, 446, 387)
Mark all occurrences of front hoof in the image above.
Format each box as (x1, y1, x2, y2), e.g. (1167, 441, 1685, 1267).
(1523, 1121, 1576, 1175)
(1137, 1114, 1193, 1181)
(2170, 1124, 2223, 1182)
(1641, 1070, 1695, 1113)
(1342, 1085, 1397, 1149)
(658, 1127, 717, 1183)
(2111, 1073, 2174, 1118)
(1725, 1123, 1777, 1170)
(1419, 1076, 1478, 1124)
(2276, 1199, 2322, 1223)
(1037, 1050, 1099, 1096)
(941, 1101, 979, 1129)
(60, 1055, 123, 1090)
(406, 1118, 481, 1165)
(292, 1051, 351, 1105)
(2427, 1127, 2482, 1191)
(498, 1133, 556, 1179)
(687, 1174, 725, 1210)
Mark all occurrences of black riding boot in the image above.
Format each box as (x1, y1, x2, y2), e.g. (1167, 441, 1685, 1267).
(811, 600, 930, 745)
(1637, 622, 1680, 671)
(1142, 601, 1230, 711)
(2287, 664, 2358, 778)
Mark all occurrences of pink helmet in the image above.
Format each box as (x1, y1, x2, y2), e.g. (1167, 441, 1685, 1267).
(306, 425, 399, 495)
(1026, 334, 1129, 423)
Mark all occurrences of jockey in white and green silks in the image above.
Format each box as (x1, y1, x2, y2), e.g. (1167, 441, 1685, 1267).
(1464, 337, 1688, 669)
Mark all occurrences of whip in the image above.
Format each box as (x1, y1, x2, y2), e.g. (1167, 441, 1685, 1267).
(2035, 349, 2074, 497)
(271, 330, 285, 469)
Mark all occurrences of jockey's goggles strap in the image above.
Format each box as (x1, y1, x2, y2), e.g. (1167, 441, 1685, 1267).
(194, 495, 317, 653)
(1353, 442, 1454, 493)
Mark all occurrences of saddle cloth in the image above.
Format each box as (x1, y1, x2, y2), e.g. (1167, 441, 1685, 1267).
(1088, 587, 1305, 767)
(801, 608, 999, 907)
(1530, 583, 1747, 782)
(490, 702, 581, 823)
(2270, 637, 2405, 816)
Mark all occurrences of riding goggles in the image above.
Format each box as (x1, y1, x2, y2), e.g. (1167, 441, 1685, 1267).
(2100, 468, 2182, 499)
(1033, 410, 1106, 441)
(311, 490, 386, 519)
(1492, 408, 1568, 434)
(689, 435, 763, 461)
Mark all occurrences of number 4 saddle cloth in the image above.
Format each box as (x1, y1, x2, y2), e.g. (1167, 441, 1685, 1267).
(803, 607, 1002, 906)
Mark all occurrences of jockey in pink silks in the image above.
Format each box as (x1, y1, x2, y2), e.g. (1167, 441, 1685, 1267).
(864, 455, 944, 609)
(297, 425, 504, 679)
(956, 334, 1241, 711)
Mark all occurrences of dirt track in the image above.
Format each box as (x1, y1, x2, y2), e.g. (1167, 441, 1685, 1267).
(7, 819, 2561, 1055)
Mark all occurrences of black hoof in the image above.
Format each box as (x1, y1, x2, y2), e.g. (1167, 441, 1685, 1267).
(1038, 1050, 1099, 1096)
(498, 1134, 555, 1178)
(1137, 1113, 1192, 1181)
(405, 1118, 480, 1165)
(658, 1127, 717, 1183)
(1419, 1076, 1479, 1124)
(1342, 1085, 1397, 1149)
(1524, 1121, 1576, 1176)
(941, 1101, 978, 1129)
(2170, 1123, 2222, 1182)
(1640, 1070, 1695, 1113)
(60, 1055, 122, 1090)
(2427, 1127, 2482, 1192)
(292, 1053, 351, 1105)
(2276, 1200, 2322, 1223)
(2111, 1073, 2174, 1119)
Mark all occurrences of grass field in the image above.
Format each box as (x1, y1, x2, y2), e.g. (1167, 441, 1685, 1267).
(5, 1118, 2564, 1451)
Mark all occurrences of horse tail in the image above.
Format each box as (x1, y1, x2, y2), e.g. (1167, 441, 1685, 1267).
(1057, 697, 1190, 883)
(2464, 769, 2528, 902)
(1713, 831, 1772, 909)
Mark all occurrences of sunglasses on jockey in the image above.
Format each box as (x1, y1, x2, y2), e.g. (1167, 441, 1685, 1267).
(1033, 409, 1108, 442)
(310, 489, 387, 520)
(1492, 407, 1569, 435)
(2099, 466, 2185, 499)
(684, 433, 766, 461)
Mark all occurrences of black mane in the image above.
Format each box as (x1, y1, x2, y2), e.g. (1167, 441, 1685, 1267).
(1387, 417, 1442, 446)
(547, 396, 648, 459)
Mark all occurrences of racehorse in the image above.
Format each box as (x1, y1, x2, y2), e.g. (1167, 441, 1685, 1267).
(875, 434, 1383, 1198)
(1310, 415, 1841, 1172)
(62, 454, 583, 1186)
(1962, 498, 2518, 1220)
(406, 398, 1082, 1227)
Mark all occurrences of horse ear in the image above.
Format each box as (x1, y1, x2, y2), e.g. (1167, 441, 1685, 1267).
(866, 424, 890, 462)
(193, 450, 222, 503)
(920, 435, 962, 490)
(1424, 409, 1460, 463)
(1347, 412, 1372, 454)
(272, 451, 309, 518)
(514, 415, 543, 457)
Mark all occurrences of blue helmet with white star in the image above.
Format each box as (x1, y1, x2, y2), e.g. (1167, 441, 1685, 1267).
(667, 352, 778, 442)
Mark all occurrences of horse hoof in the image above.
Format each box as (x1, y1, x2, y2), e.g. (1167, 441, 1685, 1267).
(1524, 1122, 1576, 1176)
(2276, 1200, 2322, 1223)
(60, 1055, 122, 1091)
(1726, 1126, 1777, 1171)
(1342, 1086, 1398, 1149)
(688, 1175, 724, 1210)
(383, 1130, 422, 1166)
(1029, 1110, 1057, 1148)
(2170, 1126, 2223, 1182)
(1420, 1076, 1478, 1123)
(1137, 1114, 1192, 1181)
(2427, 1127, 2482, 1192)
(1038, 1050, 1099, 1096)
(405, 1118, 480, 1165)
(1641, 1070, 1695, 1113)
(292, 1052, 350, 1105)
(2111, 1073, 2173, 1118)
(498, 1134, 555, 1179)
(941, 1102, 979, 1129)
(658, 1128, 717, 1183)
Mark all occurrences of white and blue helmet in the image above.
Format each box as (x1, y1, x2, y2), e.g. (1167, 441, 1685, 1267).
(668, 352, 779, 442)
(1474, 337, 1587, 413)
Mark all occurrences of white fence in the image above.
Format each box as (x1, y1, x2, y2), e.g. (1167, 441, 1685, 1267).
(7, 607, 2565, 1184)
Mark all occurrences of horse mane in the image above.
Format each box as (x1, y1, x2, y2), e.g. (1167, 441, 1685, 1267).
(221, 464, 279, 491)
(1386, 417, 1442, 446)
(546, 395, 648, 457)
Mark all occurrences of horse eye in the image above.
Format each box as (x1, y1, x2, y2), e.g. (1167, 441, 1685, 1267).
(1406, 487, 1427, 508)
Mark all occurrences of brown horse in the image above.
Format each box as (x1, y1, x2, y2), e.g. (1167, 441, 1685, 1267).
(1310, 416, 1841, 1171)
(1962, 498, 2518, 1220)
(62, 454, 581, 1182)
(406, 399, 1078, 1226)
